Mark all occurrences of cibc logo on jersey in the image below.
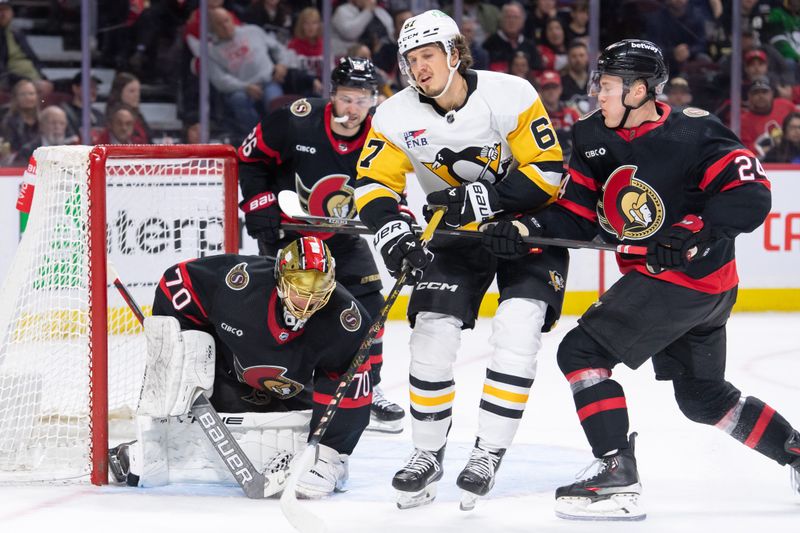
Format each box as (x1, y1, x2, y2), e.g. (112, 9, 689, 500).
(597, 165, 665, 240)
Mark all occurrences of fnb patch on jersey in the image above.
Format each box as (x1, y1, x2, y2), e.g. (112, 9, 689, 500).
(403, 129, 428, 148)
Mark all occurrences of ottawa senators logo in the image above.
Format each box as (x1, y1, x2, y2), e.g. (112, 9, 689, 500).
(597, 165, 664, 240)
(422, 143, 512, 186)
(295, 173, 356, 219)
(339, 301, 362, 332)
(235, 358, 304, 399)
(290, 98, 312, 117)
(225, 262, 249, 290)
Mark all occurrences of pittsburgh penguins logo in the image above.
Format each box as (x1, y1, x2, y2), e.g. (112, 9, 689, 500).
(548, 270, 565, 292)
(235, 358, 304, 399)
(598, 165, 664, 240)
(295, 173, 356, 219)
(290, 98, 312, 117)
(422, 143, 511, 186)
(225, 262, 250, 290)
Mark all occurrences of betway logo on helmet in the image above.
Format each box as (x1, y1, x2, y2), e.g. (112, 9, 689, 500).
(630, 41, 661, 55)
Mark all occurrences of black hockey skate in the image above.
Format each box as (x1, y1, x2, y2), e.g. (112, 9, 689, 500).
(108, 440, 138, 486)
(392, 446, 445, 509)
(456, 439, 505, 511)
(785, 430, 800, 496)
(555, 433, 645, 521)
(367, 385, 405, 433)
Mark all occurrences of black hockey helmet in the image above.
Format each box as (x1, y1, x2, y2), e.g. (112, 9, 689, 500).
(330, 57, 379, 95)
(591, 39, 669, 97)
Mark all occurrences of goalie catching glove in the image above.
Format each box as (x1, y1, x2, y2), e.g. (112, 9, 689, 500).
(373, 219, 433, 284)
(479, 215, 545, 259)
(426, 180, 502, 229)
(138, 315, 216, 417)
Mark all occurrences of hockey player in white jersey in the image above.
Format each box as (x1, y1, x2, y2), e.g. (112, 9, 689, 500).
(354, 10, 568, 511)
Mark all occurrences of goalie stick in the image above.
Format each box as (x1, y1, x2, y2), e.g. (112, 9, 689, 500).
(279, 208, 446, 533)
(276, 194, 647, 256)
(107, 265, 269, 499)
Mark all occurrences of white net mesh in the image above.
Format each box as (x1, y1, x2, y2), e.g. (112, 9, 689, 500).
(0, 145, 235, 483)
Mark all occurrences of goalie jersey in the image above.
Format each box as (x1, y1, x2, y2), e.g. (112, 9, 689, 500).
(355, 69, 565, 228)
(152, 254, 371, 455)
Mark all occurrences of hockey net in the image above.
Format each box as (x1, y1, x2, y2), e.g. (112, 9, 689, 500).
(0, 145, 238, 485)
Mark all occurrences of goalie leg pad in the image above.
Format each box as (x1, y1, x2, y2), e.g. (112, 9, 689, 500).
(138, 316, 216, 417)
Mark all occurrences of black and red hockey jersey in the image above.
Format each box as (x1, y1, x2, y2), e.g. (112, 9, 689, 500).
(152, 254, 371, 455)
(238, 97, 370, 220)
(538, 102, 771, 294)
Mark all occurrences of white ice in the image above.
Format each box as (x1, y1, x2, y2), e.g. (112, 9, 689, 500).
(2, 313, 799, 533)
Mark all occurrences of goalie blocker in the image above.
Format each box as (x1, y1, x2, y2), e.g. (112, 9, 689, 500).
(119, 237, 373, 498)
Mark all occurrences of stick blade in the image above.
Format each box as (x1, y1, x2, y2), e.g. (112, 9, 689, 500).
(280, 444, 326, 533)
(278, 190, 307, 218)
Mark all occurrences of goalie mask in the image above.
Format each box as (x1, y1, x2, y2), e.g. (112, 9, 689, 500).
(397, 9, 462, 99)
(275, 236, 336, 320)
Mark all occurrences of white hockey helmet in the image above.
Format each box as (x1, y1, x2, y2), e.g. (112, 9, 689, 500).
(397, 10, 462, 99)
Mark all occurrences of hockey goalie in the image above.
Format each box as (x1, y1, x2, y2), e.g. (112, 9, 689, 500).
(111, 236, 373, 498)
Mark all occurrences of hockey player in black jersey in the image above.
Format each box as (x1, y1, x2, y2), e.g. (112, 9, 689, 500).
(147, 236, 372, 498)
(237, 57, 404, 433)
(481, 39, 800, 520)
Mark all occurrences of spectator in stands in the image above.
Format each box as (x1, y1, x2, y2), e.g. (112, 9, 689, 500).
(664, 76, 693, 110)
(740, 76, 799, 158)
(743, 48, 794, 100)
(538, 17, 568, 71)
(461, 17, 490, 71)
(707, 0, 772, 60)
(765, 0, 800, 63)
(373, 9, 413, 91)
(287, 7, 323, 95)
(61, 72, 105, 141)
(0, 0, 53, 97)
(14, 106, 75, 165)
(96, 104, 137, 145)
(560, 40, 589, 103)
(331, 0, 394, 58)
(106, 72, 152, 144)
(535, 69, 578, 160)
(1, 79, 39, 156)
(524, 0, 558, 43)
(645, 0, 711, 74)
(483, 1, 542, 73)
(242, 0, 292, 42)
(509, 50, 533, 84)
(764, 111, 800, 163)
(564, 0, 589, 44)
(444, 0, 500, 47)
(205, 7, 289, 140)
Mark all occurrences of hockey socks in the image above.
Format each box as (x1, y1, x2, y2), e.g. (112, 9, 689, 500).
(716, 396, 798, 465)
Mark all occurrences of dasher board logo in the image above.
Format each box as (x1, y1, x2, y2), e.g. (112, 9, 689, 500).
(225, 262, 250, 290)
(597, 165, 664, 240)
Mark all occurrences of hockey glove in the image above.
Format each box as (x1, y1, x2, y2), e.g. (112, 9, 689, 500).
(241, 191, 281, 244)
(479, 215, 545, 259)
(373, 219, 433, 284)
(426, 180, 501, 229)
(646, 215, 713, 271)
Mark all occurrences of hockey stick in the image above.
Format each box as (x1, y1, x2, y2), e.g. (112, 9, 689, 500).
(277, 189, 646, 255)
(279, 208, 446, 533)
(107, 265, 269, 499)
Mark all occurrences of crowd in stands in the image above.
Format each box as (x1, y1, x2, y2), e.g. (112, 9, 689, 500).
(3, 0, 800, 164)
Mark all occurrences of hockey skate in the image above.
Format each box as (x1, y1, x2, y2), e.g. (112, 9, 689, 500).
(785, 430, 800, 496)
(392, 446, 445, 509)
(366, 385, 405, 433)
(555, 433, 645, 521)
(108, 441, 137, 486)
(456, 439, 505, 511)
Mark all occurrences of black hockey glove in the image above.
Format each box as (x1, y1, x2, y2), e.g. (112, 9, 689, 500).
(241, 191, 281, 244)
(479, 215, 545, 259)
(646, 215, 713, 271)
(373, 219, 433, 284)
(425, 180, 501, 229)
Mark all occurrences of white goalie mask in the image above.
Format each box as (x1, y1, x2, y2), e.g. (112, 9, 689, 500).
(397, 9, 462, 99)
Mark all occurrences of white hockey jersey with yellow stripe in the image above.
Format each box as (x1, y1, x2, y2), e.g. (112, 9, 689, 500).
(355, 69, 564, 226)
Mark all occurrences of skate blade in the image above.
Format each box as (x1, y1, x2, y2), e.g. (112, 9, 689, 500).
(396, 483, 438, 509)
(365, 415, 404, 434)
(555, 493, 646, 521)
(459, 491, 479, 511)
(791, 467, 800, 496)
